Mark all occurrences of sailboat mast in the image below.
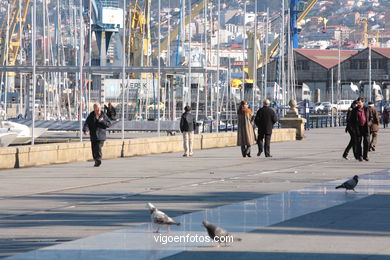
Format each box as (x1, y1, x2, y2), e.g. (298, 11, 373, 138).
(369, 44, 372, 102)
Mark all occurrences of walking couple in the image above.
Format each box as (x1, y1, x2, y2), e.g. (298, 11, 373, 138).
(237, 100, 277, 158)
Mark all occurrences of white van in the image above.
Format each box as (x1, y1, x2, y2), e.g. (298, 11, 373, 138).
(336, 100, 354, 111)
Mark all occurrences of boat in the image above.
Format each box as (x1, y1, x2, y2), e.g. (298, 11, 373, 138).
(0, 133, 18, 147)
(0, 121, 48, 145)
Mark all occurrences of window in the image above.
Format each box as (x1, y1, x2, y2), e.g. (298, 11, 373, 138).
(359, 60, 367, 69)
(350, 60, 358, 69)
(379, 59, 387, 70)
(297, 60, 309, 70)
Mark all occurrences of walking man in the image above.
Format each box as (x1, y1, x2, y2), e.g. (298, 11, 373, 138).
(368, 102, 380, 152)
(180, 105, 196, 157)
(350, 97, 371, 161)
(83, 103, 111, 167)
(343, 101, 358, 160)
(382, 106, 389, 128)
(104, 102, 117, 121)
(255, 99, 277, 157)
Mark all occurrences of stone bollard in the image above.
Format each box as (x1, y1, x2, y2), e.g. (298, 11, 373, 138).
(279, 99, 307, 140)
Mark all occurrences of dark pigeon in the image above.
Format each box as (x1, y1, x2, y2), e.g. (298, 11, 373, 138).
(335, 175, 359, 192)
(202, 220, 242, 246)
(147, 203, 180, 232)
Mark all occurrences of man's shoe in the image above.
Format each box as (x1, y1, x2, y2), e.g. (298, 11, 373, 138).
(363, 157, 369, 161)
(247, 154, 251, 158)
(94, 160, 101, 167)
(342, 154, 349, 160)
(371, 147, 375, 151)
(265, 154, 272, 158)
(183, 154, 188, 157)
(358, 157, 363, 162)
(257, 152, 261, 156)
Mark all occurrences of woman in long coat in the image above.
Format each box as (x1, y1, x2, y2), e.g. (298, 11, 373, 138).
(237, 100, 256, 157)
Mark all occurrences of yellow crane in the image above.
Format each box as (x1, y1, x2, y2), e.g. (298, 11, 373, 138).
(152, 0, 208, 60)
(355, 16, 368, 47)
(0, 0, 31, 67)
(263, 0, 319, 67)
(125, 0, 152, 67)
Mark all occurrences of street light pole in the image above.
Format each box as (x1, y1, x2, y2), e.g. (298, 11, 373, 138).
(121, 0, 126, 140)
(32, 0, 37, 144)
(158, 0, 161, 136)
(216, 0, 221, 132)
(242, 1, 248, 101)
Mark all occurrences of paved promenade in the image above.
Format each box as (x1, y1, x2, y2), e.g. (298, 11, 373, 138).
(1, 127, 390, 259)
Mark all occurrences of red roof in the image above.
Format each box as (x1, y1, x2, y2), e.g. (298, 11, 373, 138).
(372, 48, 390, 59)
(294, 49, 359, 69)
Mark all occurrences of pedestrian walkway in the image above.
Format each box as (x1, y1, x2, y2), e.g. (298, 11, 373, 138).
(1, 128, 390, 259)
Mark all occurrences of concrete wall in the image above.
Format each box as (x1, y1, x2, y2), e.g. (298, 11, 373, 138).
(0, 129, 296, 170)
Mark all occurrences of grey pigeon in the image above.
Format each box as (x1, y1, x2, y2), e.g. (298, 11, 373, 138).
(202, 220, 242, 246)
(147, 202, 180, 232)
(335, 175, 359, 192)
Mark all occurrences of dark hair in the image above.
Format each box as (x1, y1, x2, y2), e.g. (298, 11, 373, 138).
(356, 97, 365, 102)
(240, 100, 248, 106)
(237, 100, 249, 115)
(184, 105, 191, 112)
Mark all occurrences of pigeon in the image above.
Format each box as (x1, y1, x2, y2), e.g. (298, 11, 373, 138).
(202, 220, 242, 247)
(335, 175, 359, 192)
(146, 202, 180, 232)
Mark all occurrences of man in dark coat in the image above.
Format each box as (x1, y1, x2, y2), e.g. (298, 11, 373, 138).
(350, 97, 371, 161)
(104, 102, 117, 121)
(255, 99, 277, 157)
(343, 100, 358, 160)
(83, 103, 111, 167)
(368, 102, 380, 152)
(180, 105, 196, 157)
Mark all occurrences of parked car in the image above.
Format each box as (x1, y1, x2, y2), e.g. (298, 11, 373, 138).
(336, 100, 354, 111)
(297, 100, 314, 114)
(146, 102, 165, 110)
(313, 102, 334, 112)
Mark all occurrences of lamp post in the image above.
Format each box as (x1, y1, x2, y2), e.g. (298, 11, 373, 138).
(216, 0, 221, 132)
(242, 1, 248, 101)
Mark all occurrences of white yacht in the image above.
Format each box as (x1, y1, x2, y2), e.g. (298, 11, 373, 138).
(0, 121, 47, 146)
(0, 133, 18, 147)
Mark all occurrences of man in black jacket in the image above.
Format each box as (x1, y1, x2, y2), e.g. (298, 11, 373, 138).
(255, 99, 277, 157)
(343, 100, 358, 160)
(83, 103, 111, 166)
(104, 102, 117, 121)
(180, 106, 196, 157)
(350, 97, 371, 161)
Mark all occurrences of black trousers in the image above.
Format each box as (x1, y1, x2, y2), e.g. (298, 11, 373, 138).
(343, 129, 358, 159)
(257, 132, 272, 156)
(91, 140, 104, 161)
(240, 145, 251, 157)
(355, 126, 369, 159)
